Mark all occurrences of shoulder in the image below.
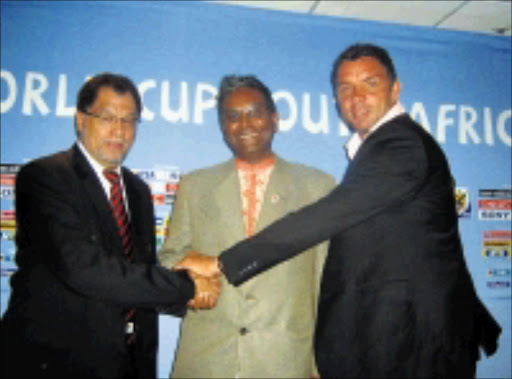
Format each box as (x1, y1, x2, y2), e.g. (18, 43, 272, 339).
(277, 158, 336, 194)
(386, 113, 448, 160)
(14, 148, 81, 202)
(278, 158, 335, 185)
(122, 167, 151, 193)
(22, 148, 72, 170)
(368, 114, 431, 156)
(383, 114, 435, 144)
(360, 114, 446, 180)
(17, 147, 73, 183)
(179, 160, 233, 187)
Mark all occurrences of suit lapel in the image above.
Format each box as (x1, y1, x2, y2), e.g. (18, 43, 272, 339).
(122, 168, 151, 262)
(197, 158, 294, 242)
(208, 160, 246, 242)
(71, 144, 124, 254)
(123, 170, 140, 228)
(348, 113, 410, 171)
(257, 157, 294, 231)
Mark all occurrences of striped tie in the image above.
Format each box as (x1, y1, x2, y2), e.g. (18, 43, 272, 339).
(103, 169, 136, 345)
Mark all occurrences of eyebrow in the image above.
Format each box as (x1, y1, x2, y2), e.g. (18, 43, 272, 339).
(94, 108, 137, 116)
(338, 73, 385, 84)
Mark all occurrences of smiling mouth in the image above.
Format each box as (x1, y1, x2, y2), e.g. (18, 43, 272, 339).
(352, 105, 368, 118)
(104, 141, 127, 154)
(239, 133, 258, 140)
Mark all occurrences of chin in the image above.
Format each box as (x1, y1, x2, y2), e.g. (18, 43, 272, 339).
(103, 156, 124, 167)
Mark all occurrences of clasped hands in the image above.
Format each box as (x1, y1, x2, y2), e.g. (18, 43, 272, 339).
(174, 251, 222, 310)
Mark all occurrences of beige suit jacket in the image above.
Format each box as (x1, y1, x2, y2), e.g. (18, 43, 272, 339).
(159, 157, 335, 378)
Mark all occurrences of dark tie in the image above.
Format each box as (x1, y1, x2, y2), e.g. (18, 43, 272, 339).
(103, 169, 136, 345)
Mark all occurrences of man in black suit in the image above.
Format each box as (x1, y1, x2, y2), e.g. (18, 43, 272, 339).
(0, 73, 219, 378)
(175, 44, 501, 377)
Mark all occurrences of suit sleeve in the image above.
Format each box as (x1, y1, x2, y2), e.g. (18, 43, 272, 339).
(475, 297, 502, 356)
(158, 175, 193, 267)
(220, 127, 428, 286)
(14, 161, 194, 312)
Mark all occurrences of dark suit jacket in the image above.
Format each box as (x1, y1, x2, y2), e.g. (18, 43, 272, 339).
(219, 114, 501, 378)
(1, 145, 194, 378)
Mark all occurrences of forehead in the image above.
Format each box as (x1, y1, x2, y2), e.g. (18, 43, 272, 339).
(91, 86, 136, 110)
(337, 56, 388, 81)
(224, 87, 265, 109)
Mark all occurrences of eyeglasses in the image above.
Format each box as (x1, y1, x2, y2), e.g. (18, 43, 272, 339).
(83, 111, 139, 129)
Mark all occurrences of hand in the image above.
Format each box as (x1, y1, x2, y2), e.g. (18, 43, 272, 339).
(174, 251, 221, 278)
(188, 271, 221, 309)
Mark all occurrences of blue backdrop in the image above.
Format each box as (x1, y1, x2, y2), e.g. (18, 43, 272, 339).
(1, 1, 510, 378)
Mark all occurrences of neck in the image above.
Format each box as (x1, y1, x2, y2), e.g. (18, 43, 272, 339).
(236, 154, 276, 170)
(357, 130, 370, 140)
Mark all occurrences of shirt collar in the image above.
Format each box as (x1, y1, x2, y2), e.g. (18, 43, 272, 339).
(77, 141, 121, 176)
(344, 102, 405, 160)
(235, 154, 277, 172)
(77, 141, 123, 198)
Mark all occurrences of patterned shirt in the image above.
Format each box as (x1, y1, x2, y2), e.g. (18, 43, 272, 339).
(236, 155, 277, 237)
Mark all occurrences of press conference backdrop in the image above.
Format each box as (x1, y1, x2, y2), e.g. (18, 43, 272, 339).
(1, 1, 510, 377)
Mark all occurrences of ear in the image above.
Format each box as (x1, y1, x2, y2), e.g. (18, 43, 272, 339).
(271, 112, 279, 132)
(391, 80, 401, 104)
(76, 111, 85, 133)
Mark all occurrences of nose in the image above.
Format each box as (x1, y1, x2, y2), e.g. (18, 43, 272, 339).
(351, 85, 366, 101)
(109, 118, 125, 136)
(240, 112, 251, 128)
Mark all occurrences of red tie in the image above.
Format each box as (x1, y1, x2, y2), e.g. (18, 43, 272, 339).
(103, 169, 136, 345)
(103, 170, 133, 259)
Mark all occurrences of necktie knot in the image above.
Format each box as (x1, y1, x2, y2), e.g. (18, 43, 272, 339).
(103, 169, 120, 185)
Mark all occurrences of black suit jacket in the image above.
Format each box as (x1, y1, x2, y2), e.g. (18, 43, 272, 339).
(219, 114, 501, 378)
(1, 145, 194, 378)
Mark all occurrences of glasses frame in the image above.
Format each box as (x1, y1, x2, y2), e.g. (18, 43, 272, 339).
(82, 111, 140, 129)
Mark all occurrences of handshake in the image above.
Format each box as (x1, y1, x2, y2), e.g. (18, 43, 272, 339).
(173, 251, 222, 310)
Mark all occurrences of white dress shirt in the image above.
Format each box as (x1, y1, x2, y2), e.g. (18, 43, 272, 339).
(76, 141, 131, 217)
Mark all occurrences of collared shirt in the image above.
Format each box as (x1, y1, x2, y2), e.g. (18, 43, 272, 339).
(77, 141, 131, 217)
(344, 102, 405, 160)
(236, 155, 276, 237)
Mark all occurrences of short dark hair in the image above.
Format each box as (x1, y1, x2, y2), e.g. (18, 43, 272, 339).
(330, 43, 397, 98)
(217, 75, 276, 130)
(76, 72, 142, 116)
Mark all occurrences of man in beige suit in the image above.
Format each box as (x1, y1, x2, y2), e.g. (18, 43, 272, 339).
(159, 75, 335, 378)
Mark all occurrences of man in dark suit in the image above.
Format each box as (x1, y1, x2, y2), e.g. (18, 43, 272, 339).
(0, 73, 219, 378)
(175, 44, 501, 378)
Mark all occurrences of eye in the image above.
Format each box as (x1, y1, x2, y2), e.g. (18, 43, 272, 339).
(338, 84, 352, 95)
(100, 114, 116, 123)
(248, 108, 264, 118)
(120, 117, 137, 125)
(225, 111, 241, 122)
(365, 77, 380, 88)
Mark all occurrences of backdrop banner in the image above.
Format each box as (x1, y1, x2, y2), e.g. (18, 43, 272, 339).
(1, 1, 510, 378)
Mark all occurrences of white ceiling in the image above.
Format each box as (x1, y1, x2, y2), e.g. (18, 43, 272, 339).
(211, 0, 512, 36)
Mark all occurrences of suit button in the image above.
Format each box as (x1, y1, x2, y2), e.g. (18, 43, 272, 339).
(240, 327, 248, 335)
